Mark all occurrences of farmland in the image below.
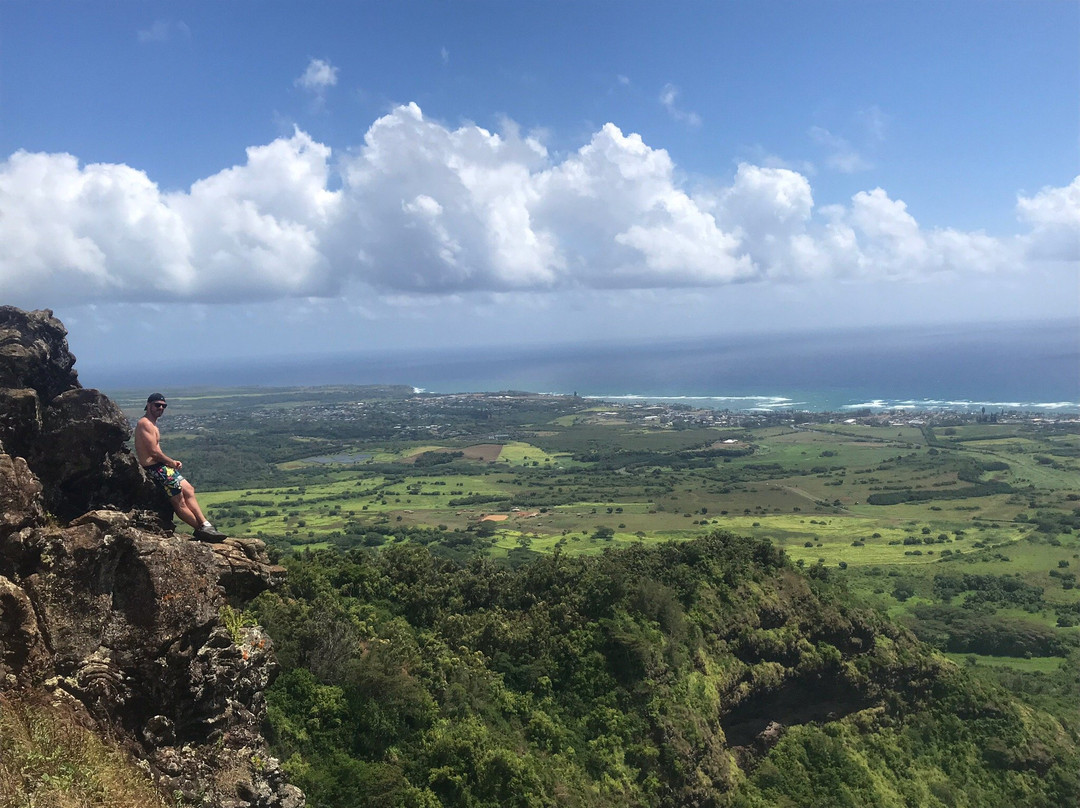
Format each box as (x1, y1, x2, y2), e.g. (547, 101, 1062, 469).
(114, 386, 1080, 680)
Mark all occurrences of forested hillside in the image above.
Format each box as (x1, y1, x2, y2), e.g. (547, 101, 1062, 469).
(249, 532, 1078, 808)
(107, 385, 1080, 806)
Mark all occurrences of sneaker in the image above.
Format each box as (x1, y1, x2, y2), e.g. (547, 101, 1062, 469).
(194, 524, 227, 541)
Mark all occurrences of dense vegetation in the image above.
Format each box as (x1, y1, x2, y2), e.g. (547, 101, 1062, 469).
(110, 387, 1080, 806)
(248, 533, 1078, 807)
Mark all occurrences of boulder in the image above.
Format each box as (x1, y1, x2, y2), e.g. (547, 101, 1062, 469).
(0, 306, 79, 401)
(0, 306, 171, 527)
(32, 388, 144, 519)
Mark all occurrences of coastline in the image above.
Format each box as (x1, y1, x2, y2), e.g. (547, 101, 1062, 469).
(576, 393, 1080, 414)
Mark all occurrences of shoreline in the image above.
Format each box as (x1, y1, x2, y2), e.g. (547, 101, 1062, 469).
(576, 393, 1080, 414)
(104, 383, 1080, 419)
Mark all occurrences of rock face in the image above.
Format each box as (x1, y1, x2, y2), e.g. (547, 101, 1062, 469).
(0, 307, 302, 808)
(0, 306, 167, 522)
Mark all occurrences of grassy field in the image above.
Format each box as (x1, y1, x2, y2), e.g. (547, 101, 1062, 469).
(147, 387, 1079, 684)
(191, 414, 1077, 556)
(941, 652, 1067, 673)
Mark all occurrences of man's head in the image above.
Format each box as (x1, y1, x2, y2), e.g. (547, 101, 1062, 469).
(145, 393, 168, 415)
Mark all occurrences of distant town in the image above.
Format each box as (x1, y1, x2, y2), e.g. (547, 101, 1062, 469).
(136, 387, 1079, 443)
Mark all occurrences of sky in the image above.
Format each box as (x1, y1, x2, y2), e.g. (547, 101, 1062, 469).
(1, 0, 1077, 379)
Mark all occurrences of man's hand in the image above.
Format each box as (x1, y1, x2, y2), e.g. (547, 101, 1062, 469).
(174, 460, 183, 470)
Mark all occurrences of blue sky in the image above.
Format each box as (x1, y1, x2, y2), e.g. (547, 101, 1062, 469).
(1, 1, 1077, 378)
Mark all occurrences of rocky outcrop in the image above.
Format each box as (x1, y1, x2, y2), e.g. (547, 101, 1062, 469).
(0, 306, 167, 522)
(0, 307, 302, 808)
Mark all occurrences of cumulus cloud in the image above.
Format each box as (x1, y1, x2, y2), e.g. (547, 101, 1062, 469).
(713, 172, 1014, 280)
(1016, 176, 1080, 261)
(0, 130, 339, 302)
(0, 102, 1074, 306)
(295, 58, 338, 95)
(336, 103, 558, 291)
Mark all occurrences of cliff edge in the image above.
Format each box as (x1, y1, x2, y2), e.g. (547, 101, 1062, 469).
(0, 306, 303, 808)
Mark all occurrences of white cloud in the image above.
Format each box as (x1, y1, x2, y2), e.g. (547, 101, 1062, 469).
(167, 130, 341, 297)
(295, 58, 338, 94)
(0, 150, 190, 299)
(1016, 176, 1080, 261)
(0, 102, 1074, 307)
(713, 164, 817, 278)
(659, 83, 702, 128)
(0, 131, 340, 302)
(337, 102, 558, 291)
(531, 123, 747, 286)
(710, 167, 1018, 280)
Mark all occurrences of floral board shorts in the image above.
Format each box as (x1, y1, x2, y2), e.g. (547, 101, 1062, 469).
(145, 463, 185, 498)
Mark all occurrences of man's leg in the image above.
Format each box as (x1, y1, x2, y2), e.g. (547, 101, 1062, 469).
(169, 491, 201, 530)
(179, 479, 209, 526)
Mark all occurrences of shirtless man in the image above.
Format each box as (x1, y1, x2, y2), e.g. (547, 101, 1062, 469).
(134, 393, 225, 540)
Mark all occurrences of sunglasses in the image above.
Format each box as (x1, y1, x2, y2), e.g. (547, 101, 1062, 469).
(152, 402, 168, 409)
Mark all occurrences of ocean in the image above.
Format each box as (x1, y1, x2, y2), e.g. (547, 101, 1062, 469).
(89, 319, 1079, 413)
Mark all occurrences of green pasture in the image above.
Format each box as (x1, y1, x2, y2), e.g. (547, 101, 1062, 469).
(941, 653, 1066, 673)
(949, 441, 1079, 489)
(846, 493, 1030, 526)
(163, 396, 1080, 686)
(938, 424, 1028, 442)
(679, 482, 829, 516)
(198, 471, 519, 537)
(195, 422, 1073, 568)
(492, 441, 566, 466)
(714, 514, 963, 567)
(938, 536, 1080, 605)
(802, 423, 926, 444)
(1002, 455, 1078, 490)
(183, 410, 1079, 661)
(530, 424, 723, 455)
(959, 437, 1045, 453)
(278, 450, 375, 470)
(486, 525, 698, 561)
(490, 501, 660, 538)
(739, 436, 912, 471)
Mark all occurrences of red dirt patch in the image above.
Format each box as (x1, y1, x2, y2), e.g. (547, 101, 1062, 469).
(403, 444, 504, 464)
(461, 444, 504, 462)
